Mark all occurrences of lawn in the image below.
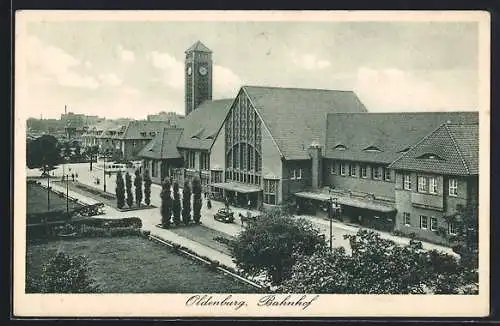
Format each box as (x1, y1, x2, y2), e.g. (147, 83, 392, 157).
(27, 181, 83, 215)
(26, 236, 258, 293)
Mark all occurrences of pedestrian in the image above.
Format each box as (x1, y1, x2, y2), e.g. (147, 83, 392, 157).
(247, 199, 251, 209)
(71, 173, 75, 182)
(207, 197, 212, 210)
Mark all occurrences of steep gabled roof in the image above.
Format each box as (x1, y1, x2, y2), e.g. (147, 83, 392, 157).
(178, 99, 233, 150)
(185, 41, 212, 54)
(118, 120, 173, 140)
(389, 123, 479, 176)
(324, 111, 479, 165)
(137, 127, 183, 160)
(242, 85, 367, 160)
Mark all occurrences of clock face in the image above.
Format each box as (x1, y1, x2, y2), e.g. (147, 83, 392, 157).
(199, 66, 208, 76)
(187, 66, 192, 75)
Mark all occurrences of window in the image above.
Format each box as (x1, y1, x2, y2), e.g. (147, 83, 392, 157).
(417, 176, 427, 193)
(420, 215, 428, 230)
(448, 222, 458, 235)
(200, 152, 209, 170)
(152, 161, 157, 177)
(330, 162, 336, 175)
(263, 179, 278, 205)
(430, 217, 438, 231)
(349, 164, 357, 177)
(429, 177, 438, 194)
(360, 165, 367, 178)
(403, 212, 411, 226)
(403, 174, 412, 190)
(340, 163, 346, 176)
(291, 169, 302, 180)
(372, 166, 382, 180)
(186, 151, 196, 169)
(449, 178, 458, 196)
(383, 168, 391, 181)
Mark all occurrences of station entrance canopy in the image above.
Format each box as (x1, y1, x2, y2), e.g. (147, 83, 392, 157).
(294, 191, 396, 213)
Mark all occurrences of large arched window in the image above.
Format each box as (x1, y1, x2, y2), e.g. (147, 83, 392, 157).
(225, 92, 262, 185)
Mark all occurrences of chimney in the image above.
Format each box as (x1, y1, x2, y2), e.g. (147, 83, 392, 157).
(308, 141, 323, 191)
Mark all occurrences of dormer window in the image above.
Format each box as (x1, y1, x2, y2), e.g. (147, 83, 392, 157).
(150, 132, 156, 137)
(334, 144, 347, 151)
(363, 145, 382, 153)
(140, 132, 147, 137)
(417, 153, 444, 160)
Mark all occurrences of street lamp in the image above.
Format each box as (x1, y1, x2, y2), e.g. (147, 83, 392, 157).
(64, 156, 70, 215)
(46, 165, 50, 212)
(103, 150, 108, 193)
(329, 197, 339, 252)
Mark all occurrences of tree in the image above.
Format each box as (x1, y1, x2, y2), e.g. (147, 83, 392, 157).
(172, 180, 181, 225)
(439, 203, 479, 293)
(160, 178, 172, 227)
(125, 172, 134, 207)
(231, 212, 325, 285)
(115, 171, 125, 209)
(278, 229, 472, 294)
(86, 145, 99, 171)
(134, 170, 143, 207)
(143, 170, 152, 206)
(182, 180, 191, 225)
(29, 251, 100, 293)
(192, 176, 202, 224)
(26, 135, 60, 173)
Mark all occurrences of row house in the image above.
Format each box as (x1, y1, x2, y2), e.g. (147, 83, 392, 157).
(115, 120, 175, 161)
(137, 127, 184, 184)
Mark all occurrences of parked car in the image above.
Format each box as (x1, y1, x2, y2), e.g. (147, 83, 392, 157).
(214, 208, 235, 223)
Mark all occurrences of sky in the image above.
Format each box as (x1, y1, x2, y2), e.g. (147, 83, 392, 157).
(17, 15, 480, 119)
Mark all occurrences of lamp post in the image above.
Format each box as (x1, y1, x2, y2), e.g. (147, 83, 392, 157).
(103, 150, 108, 193)
(46, 165, 50, 212)
(64, 156, 70, 215)
(329, 197, 339, 252)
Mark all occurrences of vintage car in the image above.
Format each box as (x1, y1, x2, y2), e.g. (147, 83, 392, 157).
(213, 208, 235, 223)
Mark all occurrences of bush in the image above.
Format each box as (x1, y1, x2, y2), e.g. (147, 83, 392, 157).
(160, 178, 172, 227)
(142, 230, 151, 237)
(134, 170, 143, 207)
(143, 170, 152, 206)
(125, 172, 134, 208)
(172, 181, 181, 225)
(192, 176, 202, 224)
(182, 180, 191, 225)
(115, 171, 125, 209)
(29, 251, 100, 293)
(231, 213, 325, 285)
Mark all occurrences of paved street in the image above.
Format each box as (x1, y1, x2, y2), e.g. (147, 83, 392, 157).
(27, 161, 456, 256)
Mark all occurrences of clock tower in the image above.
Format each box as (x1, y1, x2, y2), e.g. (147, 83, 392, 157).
(185, 41, 213, 116)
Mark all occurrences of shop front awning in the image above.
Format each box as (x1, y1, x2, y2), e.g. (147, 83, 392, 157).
(295, 191, 396, 213)
(211, 182, 262, 194)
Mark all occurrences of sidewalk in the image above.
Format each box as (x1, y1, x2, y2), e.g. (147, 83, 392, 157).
(301, 214, 457, 256)
(50, 180, 237, 269)
(34, 164, 456, 256)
